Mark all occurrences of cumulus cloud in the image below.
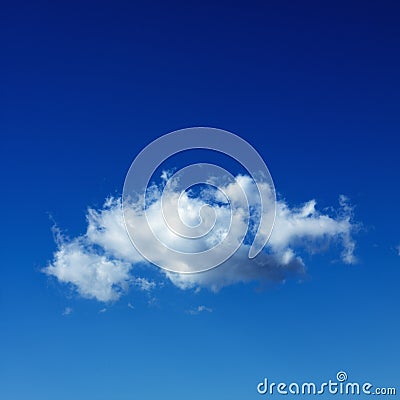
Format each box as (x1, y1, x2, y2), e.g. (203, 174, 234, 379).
(43, 224, 154, 302)
(43, 175, 357, 302)
(44, 226, 132, 302)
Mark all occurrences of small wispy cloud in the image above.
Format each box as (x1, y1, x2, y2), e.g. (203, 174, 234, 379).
(396, 243, 400, 256)
(99, 308, 107, 313)
(127, 302, 134, 309)
(133, 277, 156, 292)
(147, 296, 158, 307)
(187, 305, 213, 315)
(62, 306, 73, 316)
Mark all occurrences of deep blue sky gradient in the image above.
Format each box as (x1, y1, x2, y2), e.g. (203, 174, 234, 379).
(1, 1, 400, 399)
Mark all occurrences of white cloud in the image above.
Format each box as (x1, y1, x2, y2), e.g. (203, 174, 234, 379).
(43, 175, 357, 302)
(269, 194, 356, 263)
(43, 228, 131, 302)
(62, 307, 73, 316)
(187, 305, 213, 315)
(86, 198, 142, 264)
(133, 277, 156, 291)
(43, 215, 156, 302)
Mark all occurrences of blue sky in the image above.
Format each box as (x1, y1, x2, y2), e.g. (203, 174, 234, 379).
(1, 1, 400, 399)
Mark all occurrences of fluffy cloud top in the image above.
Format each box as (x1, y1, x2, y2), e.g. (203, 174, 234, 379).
(43, 175, 357, 302)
